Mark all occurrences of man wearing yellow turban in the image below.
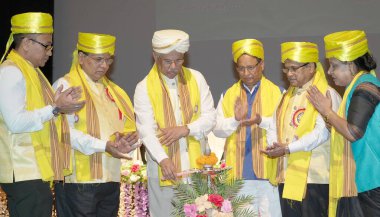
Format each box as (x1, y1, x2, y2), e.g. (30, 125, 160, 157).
(258, 42, 342, 217)
(308, 30, 380, 217)
(213, 38, 282, 216)
(134, 29, 216, 216)
(0, 12, 84, 217)
(52, 32, 139, 217)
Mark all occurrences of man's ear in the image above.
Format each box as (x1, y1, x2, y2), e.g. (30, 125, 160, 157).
(20, 37, 31, 52)
(78, 52, 85, 65)
(152, 52, 158, 62)
(260, 61, 265, 71)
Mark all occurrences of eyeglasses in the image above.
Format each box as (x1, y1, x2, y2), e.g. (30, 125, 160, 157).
(282, 63, 309, 74)
(28, 38, 53, 51)
(236, 60, 261, 73)
(85, 54, 114, 66)
(160, 58, 184, 67)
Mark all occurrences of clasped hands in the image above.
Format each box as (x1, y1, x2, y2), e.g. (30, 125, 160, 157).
(53, 85, 85, 114)
(234, 98, 261, 126)
(260, 142, 288, 158)
(106, 132, 140, 160)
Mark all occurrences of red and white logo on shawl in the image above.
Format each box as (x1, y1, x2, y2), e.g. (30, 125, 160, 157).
(291, 108, 305, 128)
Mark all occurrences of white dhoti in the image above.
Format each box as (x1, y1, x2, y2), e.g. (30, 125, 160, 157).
(238, 180, 282, 217)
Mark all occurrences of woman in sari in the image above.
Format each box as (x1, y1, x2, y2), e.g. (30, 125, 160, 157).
(307, 30, 380, 217)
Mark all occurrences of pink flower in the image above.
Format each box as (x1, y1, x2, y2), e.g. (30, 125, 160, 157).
(121, 169, 130, 176)
(131, 164, 140, 173)
(208, 194, 224, 207)
(221, 199, 233, 213)
(220, 162, 226, 169)
(184, 204, 197, 217)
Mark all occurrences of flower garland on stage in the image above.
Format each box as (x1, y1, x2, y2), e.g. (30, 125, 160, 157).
(118, 160, 150, 217)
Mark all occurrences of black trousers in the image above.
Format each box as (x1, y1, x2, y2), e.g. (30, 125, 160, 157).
(1, 179, 52, 217)
(278, 183, 329, 217)
(337, 186, 380, 217)
(55, 182, 120, 217)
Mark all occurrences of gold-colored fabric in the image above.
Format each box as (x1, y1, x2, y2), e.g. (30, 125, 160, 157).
(281, 42, 319, 63)
(65, 65, 135, 181)
(77, 32, 116, 55)
(272, 68, 328, 201)
(325, 30, 368, 62)
(6, 50, 71, 181)
(1, 12, 53, 63)
(328, 72, 363, 217)
(146, 64, 202, 186)
(222, 77, 281, 179)
(271, 42, 328, 201)
(232, 39, 264, 63)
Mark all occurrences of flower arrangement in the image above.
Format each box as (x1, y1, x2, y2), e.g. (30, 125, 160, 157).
(172, 169, 256, 217)
(119, 160, 149, 217)
(196, 152, 218, 166)
(121, 160, 147, 184)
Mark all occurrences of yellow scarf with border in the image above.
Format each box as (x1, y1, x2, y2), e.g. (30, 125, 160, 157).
(271, 65, 328, 201)
(146, 64, 202, 186)
(65, 62, 136, 181)
(328, 72, 362, 217)
(222, 76, 281, 179)
(6, 50, 71, 181)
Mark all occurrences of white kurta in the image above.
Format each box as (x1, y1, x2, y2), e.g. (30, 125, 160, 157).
(0, 60, 54, 183)
(259, 84, 342, 184)
(134, 68, 216, 217)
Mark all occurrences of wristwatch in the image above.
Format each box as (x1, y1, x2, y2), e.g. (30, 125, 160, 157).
(52, 106, 60, 117)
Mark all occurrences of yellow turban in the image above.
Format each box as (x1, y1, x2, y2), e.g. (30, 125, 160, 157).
(1, 12, 53, 62)
(232, 39, 264, 63)
(70, 32, 116, 70)
(281, 42, 319, 63)
(77, 32, 116, 55)
(152, 29, 189, 54)
(324, 30, 368, 62)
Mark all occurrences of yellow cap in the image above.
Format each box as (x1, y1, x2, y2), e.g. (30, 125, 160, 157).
(1, 12, 53, 62)
(232, 39, 264, 63)
(281, 42, 319, 63)
(11, 12, 53, 34)
(77, 32, 116, 55)
(324, 30, 368, 62)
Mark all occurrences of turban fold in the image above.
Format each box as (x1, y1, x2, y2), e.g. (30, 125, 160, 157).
(324, 30, 368, 62)
(281, 42, 319, 63)
(232, 39, 264, 63)
(152, 29, 189, 54)
(1, 12, 53, 62)
(77, 32, 116, 55)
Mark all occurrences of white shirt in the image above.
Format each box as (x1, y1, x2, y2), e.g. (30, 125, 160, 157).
(259, 86, 341, 153)
(134, 68, 216, 164)
(0, 61, 54, 134)
(53, 77, 107, 155)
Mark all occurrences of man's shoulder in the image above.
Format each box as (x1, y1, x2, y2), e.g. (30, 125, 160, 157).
(0, 60, 20, 72)
(0, 60, 23, 81)
(52, 76, 70, 90)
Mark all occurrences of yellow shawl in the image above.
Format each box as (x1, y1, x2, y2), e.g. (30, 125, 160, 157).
(65, 62, 136, 181)
(222, 76, 281, 179)
(328, 72, 363, 217)
(271, 66, 328, 201)
(146, 64, 202, 186)
(7, 50, 71, 181)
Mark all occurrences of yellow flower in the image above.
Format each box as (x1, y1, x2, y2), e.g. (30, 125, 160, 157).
(196, 152, 218, 166)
